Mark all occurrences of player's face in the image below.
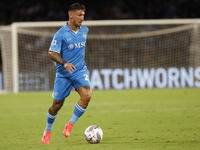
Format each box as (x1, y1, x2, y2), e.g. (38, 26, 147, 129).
(72, 9, 85, 28)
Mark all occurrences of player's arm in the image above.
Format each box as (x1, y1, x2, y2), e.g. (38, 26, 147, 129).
(48, 51, 76, 73)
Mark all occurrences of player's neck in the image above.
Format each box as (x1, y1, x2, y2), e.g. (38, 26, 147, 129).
(68, 22, 79, 32)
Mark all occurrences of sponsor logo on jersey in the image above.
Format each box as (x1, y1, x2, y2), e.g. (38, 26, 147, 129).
(68, 44, 74, 50)
(68, 41, 86, 50)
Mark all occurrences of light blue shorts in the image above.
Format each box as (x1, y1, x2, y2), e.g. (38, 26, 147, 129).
(52, 69, 90, 100)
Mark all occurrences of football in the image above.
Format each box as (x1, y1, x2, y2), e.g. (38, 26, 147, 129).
(84, 125, 103, 144)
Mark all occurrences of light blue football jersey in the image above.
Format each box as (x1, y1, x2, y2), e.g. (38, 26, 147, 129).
(49, 22, 89, 77)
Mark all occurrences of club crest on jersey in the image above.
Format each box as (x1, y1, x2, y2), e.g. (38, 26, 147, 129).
(82, 34, 87, 39)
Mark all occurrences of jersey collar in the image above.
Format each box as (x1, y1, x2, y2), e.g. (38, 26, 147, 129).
(64, 22, 82, 32)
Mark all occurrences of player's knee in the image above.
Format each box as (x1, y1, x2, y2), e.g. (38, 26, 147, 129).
(83, 90, 92, 102)
(87, 90, 92, 101)
(55, 103, 63, 110)
(52, 100, 64, 112)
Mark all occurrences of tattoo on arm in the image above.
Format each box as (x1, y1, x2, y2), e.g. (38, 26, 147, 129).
(48, 51, 63, 64)
(51, 53, 58, 62)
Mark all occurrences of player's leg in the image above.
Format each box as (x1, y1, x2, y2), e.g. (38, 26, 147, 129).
(76, 86, 92, 108)
(63, 70, 91, 137)
(42, 99, 64, 144)
(70, 86, 92, 123)
(63, 86, 92, 137)
(45, 99, 65, 131)
(42, 77, 73, 144)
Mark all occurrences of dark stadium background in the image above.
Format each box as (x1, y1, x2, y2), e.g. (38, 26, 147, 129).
(0, 0, 200, 72)
(0, 0, 200, 25)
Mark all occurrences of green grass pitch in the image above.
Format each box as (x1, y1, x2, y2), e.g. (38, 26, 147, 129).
(0, 88, 200, 150)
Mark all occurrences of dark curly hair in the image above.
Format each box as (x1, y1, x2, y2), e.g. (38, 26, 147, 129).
(68, 3, 86, 12)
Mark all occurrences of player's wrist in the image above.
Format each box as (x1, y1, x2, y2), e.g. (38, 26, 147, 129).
(61, 61, 67, 66)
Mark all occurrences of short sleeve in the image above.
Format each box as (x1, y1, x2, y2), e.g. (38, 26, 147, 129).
(49, 33, 63, 53)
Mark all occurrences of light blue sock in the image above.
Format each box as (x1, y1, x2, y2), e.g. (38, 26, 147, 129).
(69, 103, 86, 124)
(45, 111, 57, 131)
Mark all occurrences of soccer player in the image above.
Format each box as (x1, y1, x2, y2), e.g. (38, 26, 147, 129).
(42, 3, 92, 144)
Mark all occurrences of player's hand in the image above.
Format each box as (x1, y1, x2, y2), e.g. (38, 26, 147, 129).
(64, 62, 76, 73)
